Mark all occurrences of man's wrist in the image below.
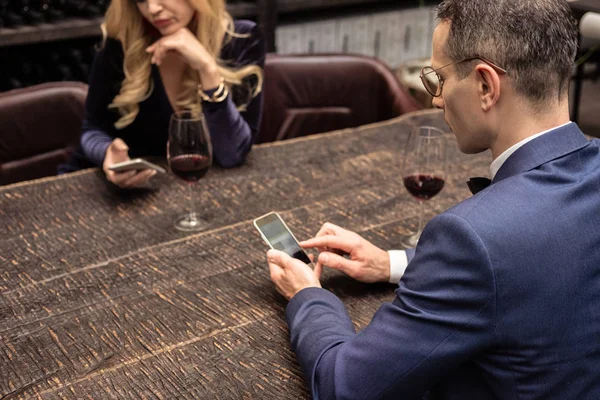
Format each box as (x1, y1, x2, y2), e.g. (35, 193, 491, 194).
(289, 284, 321, 301)
(388, 250, 408, 284)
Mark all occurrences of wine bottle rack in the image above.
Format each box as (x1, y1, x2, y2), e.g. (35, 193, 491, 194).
(0, 0, 425, 92)
(0, 2, 260, 48)
(0, 17, 102, 47)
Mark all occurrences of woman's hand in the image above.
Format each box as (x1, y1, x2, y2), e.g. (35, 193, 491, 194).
(102, 138, 156, 188)
(146, 28, 221, 88)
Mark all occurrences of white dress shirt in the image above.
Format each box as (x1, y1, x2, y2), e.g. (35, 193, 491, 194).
(387, 122, 572, 284)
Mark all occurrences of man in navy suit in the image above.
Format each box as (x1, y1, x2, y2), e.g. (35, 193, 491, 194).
(267, 0, 600, 398)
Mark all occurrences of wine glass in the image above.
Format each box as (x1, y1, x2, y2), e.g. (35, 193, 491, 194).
(402, 126, 447, 247)
(168, 110, 213, 232)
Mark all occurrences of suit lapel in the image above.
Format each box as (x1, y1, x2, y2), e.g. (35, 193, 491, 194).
(493, 123, 590, 184)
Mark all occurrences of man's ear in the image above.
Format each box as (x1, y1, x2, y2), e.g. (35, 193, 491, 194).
(475, 64, 501, 111)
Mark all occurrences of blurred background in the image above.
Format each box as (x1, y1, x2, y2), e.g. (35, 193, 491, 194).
(0, 0, 598, 134)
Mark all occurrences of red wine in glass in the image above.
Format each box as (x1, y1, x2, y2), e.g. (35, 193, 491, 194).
(169, 154, 211, 182)
(401, 126, 447, 247)
(168, 110, 213, 231)
(403, 175, 445, 201)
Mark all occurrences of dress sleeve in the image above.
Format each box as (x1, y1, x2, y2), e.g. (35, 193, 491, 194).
(80, 39, 123, 167)
(202, 22, 266, 168)
(285, 213, 498, 399)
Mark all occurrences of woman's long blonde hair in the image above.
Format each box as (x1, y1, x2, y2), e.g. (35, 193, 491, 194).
(103, 0, 263, 129)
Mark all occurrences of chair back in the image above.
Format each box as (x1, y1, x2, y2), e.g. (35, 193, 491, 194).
(258, 53, 421, 144)
(0, 82, 88, 185)
(580, 12, 600, 46)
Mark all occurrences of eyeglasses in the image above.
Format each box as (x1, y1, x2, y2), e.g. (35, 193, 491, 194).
(420, 56, 507, 97)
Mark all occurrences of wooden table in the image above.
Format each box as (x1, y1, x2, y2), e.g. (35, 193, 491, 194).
(0, 110, 489, 399)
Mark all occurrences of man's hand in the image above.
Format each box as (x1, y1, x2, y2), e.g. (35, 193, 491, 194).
(267, 249, 321, 300)
(102, 138, 156, 188)
(300, 223, 390, 283)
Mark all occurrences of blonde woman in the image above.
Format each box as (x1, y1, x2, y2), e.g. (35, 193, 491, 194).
(59, 0, 264, 188)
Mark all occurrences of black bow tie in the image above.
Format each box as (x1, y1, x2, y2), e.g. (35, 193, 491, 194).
(467, 177, 492, 195)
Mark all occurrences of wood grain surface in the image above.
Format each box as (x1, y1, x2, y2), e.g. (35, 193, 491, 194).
(0, 109, 490, 399)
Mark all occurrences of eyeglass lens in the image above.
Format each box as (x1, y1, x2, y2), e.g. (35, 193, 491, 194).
(421, 67, 440, 96)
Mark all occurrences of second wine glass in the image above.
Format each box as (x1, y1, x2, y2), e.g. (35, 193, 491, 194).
(402, 126, 447, 247)
(168, 110, 213, 232)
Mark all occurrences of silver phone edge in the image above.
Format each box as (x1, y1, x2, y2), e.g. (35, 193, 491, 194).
(252, 211, 314, 267)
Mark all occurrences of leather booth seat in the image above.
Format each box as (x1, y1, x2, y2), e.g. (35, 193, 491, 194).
(0, 56, 420, 185)
(0, 82, 88, 186)
(258, 53, 422, 144)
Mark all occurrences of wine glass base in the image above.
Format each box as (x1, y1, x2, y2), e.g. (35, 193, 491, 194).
(402, 232, 421, 248)
(174, 213, 210, 232)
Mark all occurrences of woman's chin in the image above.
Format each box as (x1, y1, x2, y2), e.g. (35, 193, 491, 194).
(156, 23, 182, 36)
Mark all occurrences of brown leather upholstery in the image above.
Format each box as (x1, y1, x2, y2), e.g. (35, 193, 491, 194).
(0, 82, 88, 186)
(258, 53, 422, 144)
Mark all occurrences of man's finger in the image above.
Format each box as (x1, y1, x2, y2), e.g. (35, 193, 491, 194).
(318, 252, 362, 276)
(313, 222, 345, 238)
(300, 235, 355, 253)
(314, 226, 334, 238)
(267, 249, 292, 267)
(318, 222, 348, 236)
(268, 261, 283, 283)
(313, 262, 323, 279)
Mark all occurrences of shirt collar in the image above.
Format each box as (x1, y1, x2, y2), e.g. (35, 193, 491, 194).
(489, 122, 572, 180)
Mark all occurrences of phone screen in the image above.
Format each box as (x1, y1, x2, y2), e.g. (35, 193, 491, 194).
(255, 213, 312, 264)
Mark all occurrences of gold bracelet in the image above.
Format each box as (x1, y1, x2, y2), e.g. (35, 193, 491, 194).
(198, 77, 229, 103)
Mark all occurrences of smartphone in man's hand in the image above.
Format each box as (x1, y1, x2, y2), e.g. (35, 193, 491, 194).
(253, 212, 312, 265)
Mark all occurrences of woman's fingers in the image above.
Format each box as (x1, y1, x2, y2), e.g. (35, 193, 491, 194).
(108, 170, 136, 185)
(147, 39, 168, 64)
(150, 43, 167, 65)
(122, 170, 156, 187)
(106, 169, 155, 188)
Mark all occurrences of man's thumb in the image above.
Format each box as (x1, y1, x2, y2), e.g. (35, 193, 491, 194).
(267, 249, 290, 266)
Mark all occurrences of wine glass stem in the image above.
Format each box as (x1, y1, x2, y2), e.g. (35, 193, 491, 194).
(188, 185, 197, 221)
(416, 201, 425, 236)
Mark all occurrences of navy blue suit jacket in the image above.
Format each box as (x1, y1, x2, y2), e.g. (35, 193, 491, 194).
(285, 123, 600, 399)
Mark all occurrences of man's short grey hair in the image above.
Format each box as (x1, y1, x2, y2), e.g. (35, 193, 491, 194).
(437, 0, 578, 103)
